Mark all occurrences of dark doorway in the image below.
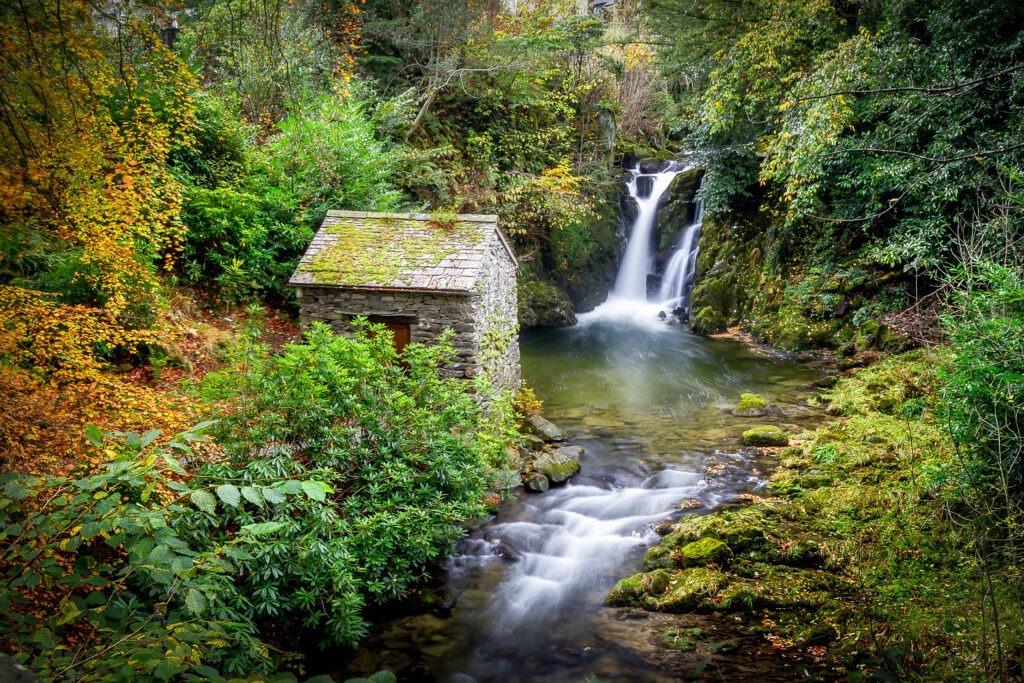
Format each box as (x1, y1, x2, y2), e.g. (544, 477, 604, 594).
(367, 316, 414, 353)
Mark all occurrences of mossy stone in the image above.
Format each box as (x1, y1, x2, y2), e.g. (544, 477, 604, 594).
(675, 537, 733, 568)
(650, 567, 728, 612)
(733, 393, 768, 417)
(606, 569, 673, 606)
(664, 507, 772, 553)
(742, 425, 789, 447)
(606, 573, 645, 606)
(643, 544, 676, 570)
(518, 277, 576, 328)
(691, 305, 727, 335)
(532, 448, 580, 484)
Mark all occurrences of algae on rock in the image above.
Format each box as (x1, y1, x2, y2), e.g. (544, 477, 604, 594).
(742, 425, 789, 447)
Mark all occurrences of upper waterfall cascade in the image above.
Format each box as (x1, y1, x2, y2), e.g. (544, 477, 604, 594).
(599, 161, 704, 321)
(658, 187, 704, 313)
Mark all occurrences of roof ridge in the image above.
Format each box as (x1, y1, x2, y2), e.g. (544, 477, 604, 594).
(325, 210, 498, 223)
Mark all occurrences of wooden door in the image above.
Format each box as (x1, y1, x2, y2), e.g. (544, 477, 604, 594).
(384, 321, 411, 353)
(367, 316, 413, 353)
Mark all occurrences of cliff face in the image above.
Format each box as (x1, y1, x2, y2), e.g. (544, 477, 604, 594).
(688, 185, 918, 353)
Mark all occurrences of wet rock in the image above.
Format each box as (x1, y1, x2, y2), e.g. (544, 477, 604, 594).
(606, 569, 674, 606)
(649, 568, 727, 612)
(639, 159, 672, 174)
(526, 412, 565, 442)
(732, 393, 767, 417)
(533, 446, 582, 484)
(813, 374, 839, 389)
(742, 425, 789, 447)
(676, 537, 733, 568)
(524, 473, 550, 492)
(653, 521, 676, 536)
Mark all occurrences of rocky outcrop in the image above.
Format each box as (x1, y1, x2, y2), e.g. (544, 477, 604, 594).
(517, 275, 576, 328)
(517, 412, 583, 491)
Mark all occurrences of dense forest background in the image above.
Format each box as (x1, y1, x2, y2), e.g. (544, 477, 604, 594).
(1, 0, 1022, 679)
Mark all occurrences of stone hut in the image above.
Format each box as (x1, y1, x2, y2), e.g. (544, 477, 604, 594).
(288, 210, 520, 387)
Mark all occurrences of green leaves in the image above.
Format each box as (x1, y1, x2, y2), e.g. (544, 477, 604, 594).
(192, 480, 331, 514)
(184, 588, 207, 616)
(215, 484, 241, 508)
(190, 490, 217, 515)
(240, 521, 287, 536)
(300, 480, 329, 502)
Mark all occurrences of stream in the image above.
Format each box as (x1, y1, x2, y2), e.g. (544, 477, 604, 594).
(337, 165, 826, 681)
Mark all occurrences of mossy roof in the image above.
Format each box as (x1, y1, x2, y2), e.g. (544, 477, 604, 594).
(289, 211, 516, 292)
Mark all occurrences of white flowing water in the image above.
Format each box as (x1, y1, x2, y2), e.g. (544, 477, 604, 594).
(611, 163, 686, 301)
(657, 193, 705, 313)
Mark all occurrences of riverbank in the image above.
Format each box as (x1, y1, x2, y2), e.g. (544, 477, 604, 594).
(606, 349, 1020, 680)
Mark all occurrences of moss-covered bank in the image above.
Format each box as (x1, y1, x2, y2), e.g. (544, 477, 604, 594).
(688, 188, 922, 353)
(607, 351, 1023, 680)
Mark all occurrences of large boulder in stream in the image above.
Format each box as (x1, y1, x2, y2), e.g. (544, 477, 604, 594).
(525, 412, 565, 442)
(533, 445, 583, 484)
(742, 425, 790, 447)
(524, 472, 550, 493)
(732, 392, 768, 417)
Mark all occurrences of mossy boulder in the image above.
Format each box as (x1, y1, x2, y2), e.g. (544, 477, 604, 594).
(742, 425, 789, 447)
(532, 446, 581, 484)
(733, 393, 768, 417)
(649, 567, 728, 612)
(690, 305, 728, 335)
(643, 544, 676, 570)
(606, 568, 674, 606)
(518, 277, 576, 328)
(675, 537, 733, 568)
(664, 507, 772, 554)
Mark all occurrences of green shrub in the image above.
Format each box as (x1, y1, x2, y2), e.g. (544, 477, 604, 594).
(0, 424, 324, 679)
(264, 91, 409, 224)
(180, 184, 309, 303)
(199, 320, 518, 605)
(941, 263, 1024, 567)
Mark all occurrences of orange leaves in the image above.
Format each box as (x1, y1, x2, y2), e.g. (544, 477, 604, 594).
(0, 286, 156, 384)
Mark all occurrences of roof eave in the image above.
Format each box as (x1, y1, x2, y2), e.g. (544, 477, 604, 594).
(287, 281, 475, 296)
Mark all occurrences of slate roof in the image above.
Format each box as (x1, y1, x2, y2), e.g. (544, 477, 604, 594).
(288, 211, 517, 293)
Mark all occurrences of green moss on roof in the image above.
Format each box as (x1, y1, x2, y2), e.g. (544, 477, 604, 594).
(289, 211, 504, 291)
(310, 219, 460, 286)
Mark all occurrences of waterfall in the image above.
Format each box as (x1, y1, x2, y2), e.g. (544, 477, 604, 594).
(611, 163, 683, 300)
(657, 191, 704, 313)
